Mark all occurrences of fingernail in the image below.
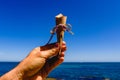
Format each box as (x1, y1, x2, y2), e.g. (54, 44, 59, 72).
(62, 41, 66, 44)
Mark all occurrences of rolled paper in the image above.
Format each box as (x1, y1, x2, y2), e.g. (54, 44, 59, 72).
(55, 13, 67, 55)
(56, 13, 67, 25)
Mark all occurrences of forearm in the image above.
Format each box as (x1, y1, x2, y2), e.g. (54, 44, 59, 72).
(0, 66, 24, 80)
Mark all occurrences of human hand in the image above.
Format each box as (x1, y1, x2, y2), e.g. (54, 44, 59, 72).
(16, 41, 66, 80)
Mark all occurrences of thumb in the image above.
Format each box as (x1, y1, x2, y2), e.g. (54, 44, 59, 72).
(42, 47, 59, 59)
(40, 41, 66, 59)
(40, 43, 59, 59)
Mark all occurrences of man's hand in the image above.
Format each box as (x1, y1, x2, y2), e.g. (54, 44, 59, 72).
(0, 41, 66, 80)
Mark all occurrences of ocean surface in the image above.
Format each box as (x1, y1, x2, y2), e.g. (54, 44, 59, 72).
(0, 62, 120, 80)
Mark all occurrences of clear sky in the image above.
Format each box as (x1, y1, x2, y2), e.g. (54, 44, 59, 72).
(0, 0, 120, 62)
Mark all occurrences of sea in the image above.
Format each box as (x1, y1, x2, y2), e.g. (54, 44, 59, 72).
(0, 62, 120, 80)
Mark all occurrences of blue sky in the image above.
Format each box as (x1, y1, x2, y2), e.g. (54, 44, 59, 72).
(0, 0, 120, 62)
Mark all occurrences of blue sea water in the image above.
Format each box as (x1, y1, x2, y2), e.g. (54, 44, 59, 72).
(0, 62, 120, 80)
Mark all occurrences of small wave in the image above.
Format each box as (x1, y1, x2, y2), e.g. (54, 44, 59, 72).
(47, 76, 110, 80)
(79, 76, 110, 80)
